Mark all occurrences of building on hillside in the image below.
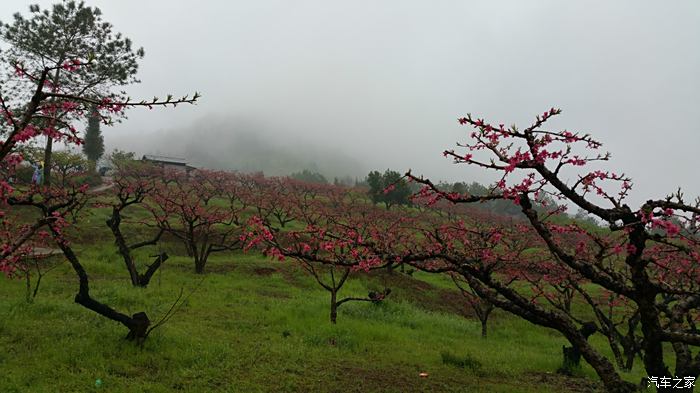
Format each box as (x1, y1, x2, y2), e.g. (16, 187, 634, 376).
(141, 155, 196, 172)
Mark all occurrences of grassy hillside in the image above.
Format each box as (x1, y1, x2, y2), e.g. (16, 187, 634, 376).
(1, 193, 654, 392)
(0, 240, 651, 393)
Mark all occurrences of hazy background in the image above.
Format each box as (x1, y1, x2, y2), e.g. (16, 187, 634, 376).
(3, 1, 699, 206)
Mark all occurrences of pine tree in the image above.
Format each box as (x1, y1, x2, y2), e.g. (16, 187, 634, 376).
(0, 1, 145, 184)
(82, 107, 104, 171)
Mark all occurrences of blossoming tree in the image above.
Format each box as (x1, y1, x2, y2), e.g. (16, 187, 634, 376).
(106, 161, 168, 287)
(404, 109, 700, 392)
(147, 169, 247, 274)
(0, 2, 199, 340)
(244, 187, 397, 323)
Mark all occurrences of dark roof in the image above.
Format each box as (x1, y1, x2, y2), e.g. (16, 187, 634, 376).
(142, 155, 188, 165)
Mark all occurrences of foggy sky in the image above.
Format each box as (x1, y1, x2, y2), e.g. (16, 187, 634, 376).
(3, 1, 699, 208)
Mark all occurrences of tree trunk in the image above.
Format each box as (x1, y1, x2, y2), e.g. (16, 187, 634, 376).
(32, 271, 43, 299)
(605, 333, 627, 371)
(330, 290, 338, 324)
(194, 257, 206, 274)
(638, 295, 672, 385)
(107, 213, 140, 287)
(480, 318, 488, 338)
(138, 253, 167, 287)
(107, 212, 143, 286)
(25, 270, 32, 303)
(53, 232, 151, 342)
(564, 293, 572, 314)
(624, 352, 634, 373)
(43, 138, 52, 186)
(465, 268, 636, 393)
(107, 211, 167, 287)
(572, 329, 637, 393)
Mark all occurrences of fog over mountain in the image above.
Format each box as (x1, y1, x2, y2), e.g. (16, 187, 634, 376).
(106, 115, 367, 178)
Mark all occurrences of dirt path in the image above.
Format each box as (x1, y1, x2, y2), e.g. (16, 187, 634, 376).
(88, 176, 114, 193)
(25, 247, 62, 258)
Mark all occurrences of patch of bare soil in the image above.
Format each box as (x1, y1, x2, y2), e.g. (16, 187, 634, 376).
(360, 270, 477, 319)
(524, 372, 603, 393)
(328, 365, 596, 393)
(276, 263, 316, 289)
(252, 267, 277, 276)
(202, 263, 238, 274)
(330, 365, 463, 393)
(254, 288, 291, 299)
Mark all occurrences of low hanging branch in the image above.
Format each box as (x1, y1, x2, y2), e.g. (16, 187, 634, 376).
(451, 273, 495, 339)
(56, 237, 152, 342)
(399, 108, 700, 393)
(1, 63, 199, 269)
(336, 289, 392, 308)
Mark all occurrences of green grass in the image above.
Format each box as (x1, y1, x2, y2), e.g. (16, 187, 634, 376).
(0, 242, 650, 392)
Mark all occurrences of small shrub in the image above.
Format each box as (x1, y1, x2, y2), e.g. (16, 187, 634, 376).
(13, 165, 34, 183)
(440, 350, 482, 371)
